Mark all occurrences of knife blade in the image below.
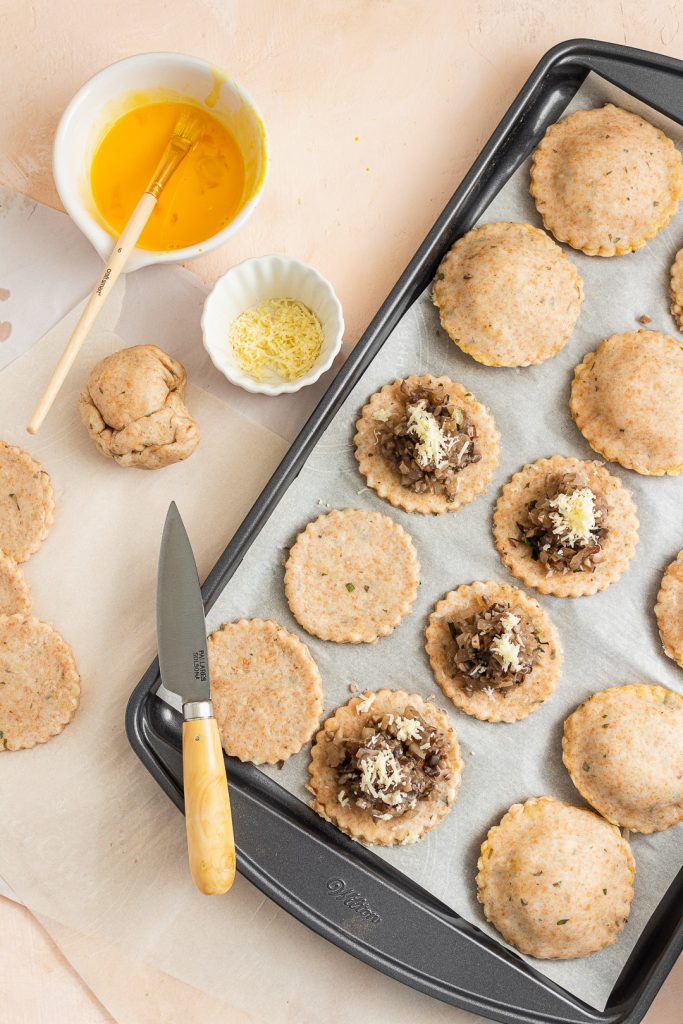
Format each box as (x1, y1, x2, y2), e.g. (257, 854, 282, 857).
(157, 501, 236, 895)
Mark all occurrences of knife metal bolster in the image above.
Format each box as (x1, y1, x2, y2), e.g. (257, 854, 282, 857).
(183, 699, 214, 721)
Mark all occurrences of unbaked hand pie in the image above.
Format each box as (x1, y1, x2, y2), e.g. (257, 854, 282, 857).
(432, 221, 583, 366)
(477, 796, 635, 959)
(570, 330, 683, 476)
(530, 104, 683, 256)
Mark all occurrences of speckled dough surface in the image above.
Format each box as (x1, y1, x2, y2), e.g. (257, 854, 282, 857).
(0, 614, 80, 751)
(425, 581, 562, 722)
(530, 104, 683, 256)
(284, 508, 420, 642)
(0, 442, 54, 563)
(308, 689, 462, 845)
(570, 331, 683, 476)
(354, 375, 500, 514)
(563, 685, 683, 833)
(208, 619, 323, 765)
(432, 221, 584, 366)
(0, 553, 30, 615)
(493, 456, 639, 597)
(477, 796, 635, 960)
(655, 551, 683, 667)
(669, 248, 683, 331)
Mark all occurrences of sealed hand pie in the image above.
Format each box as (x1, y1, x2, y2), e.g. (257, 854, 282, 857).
(79, 345, 200, 470)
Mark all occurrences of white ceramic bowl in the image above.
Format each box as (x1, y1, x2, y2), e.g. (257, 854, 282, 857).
(53, 52, 268, 272)
(202, 255, 345, 395)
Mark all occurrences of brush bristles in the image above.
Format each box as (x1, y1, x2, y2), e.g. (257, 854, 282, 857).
(173, 112, 202, 146)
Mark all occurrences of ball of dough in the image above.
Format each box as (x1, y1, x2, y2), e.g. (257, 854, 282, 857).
(79, 345, 200, 469)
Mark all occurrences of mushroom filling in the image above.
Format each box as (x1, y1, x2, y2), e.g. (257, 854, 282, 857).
(517, 473, 608, 573)
(329, 707, 449, 819)
(447, 602, 540, 693)
(377, 381, 480, 498)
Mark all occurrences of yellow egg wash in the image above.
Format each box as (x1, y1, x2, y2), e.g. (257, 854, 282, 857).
(90, 101, 245, 251)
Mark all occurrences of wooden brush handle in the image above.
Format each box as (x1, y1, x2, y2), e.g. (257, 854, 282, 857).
(182, 715, 236, 895)
(27, 191, 157, 434)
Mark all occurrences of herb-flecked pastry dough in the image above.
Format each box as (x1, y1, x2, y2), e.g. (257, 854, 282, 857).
(208, 619, 323, 764)
(655, 551, 683, 667)
(308, 689, 462, 845)
(0, 614, 80, 751)
(0, 553, 30, 616)
(477, 797, 635, 959)
(354, 375, 499, 514)
(492, 456, 638, 597)
(530, 104, 683, 256)
(570, 331, 683, 476)
(669, 247, 683, 332)
(79, 345, 200, 470)
(284, 508, 420, 642)
(432, 222, 583, 366)
(425, 581, 562, 722)
(0, 441, 54, 563)
(563, 685, 683, 833)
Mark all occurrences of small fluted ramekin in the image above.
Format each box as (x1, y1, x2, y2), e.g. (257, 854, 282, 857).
(201, 255, 344, 395)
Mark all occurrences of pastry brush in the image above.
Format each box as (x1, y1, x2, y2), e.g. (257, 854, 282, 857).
(28, 111, 201, 434)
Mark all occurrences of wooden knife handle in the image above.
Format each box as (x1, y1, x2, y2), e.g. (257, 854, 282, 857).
(182, 716, 236, 895)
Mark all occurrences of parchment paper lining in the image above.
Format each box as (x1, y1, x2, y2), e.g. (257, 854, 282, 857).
(204, 73, 683, 1010)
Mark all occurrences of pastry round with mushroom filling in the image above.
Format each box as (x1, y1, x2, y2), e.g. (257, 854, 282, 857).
(354, 375, 500, 514)
(0, 441, 54, 563)
(530, 104, 683, 256)
(655, 551, 683, 667)
(0, 614, 80, 751)
(79, 345, 200, 470)
(493, 456, 638, 597)
(425, 581, 562, 722)
(477, 796, 635, 959)
(670, 247, 683, 332)
(284, 508, 420, 642)
(563, 684, 683, 833)
(308, 689, 462, 845)
(570, 331, 683, 476)
(208, 619, 323, 764)
(432, 222, 584, 366)
(0, 553, 30, 616)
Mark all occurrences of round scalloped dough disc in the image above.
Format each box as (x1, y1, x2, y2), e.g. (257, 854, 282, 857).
(492, 456, 639, 597)
(530, 104, 683, 256)
(208, 619, 323, 765)
(308, 689, 463, 846)
(570, 331, 683, 476)
(0, 441, 54, 563)
(655, 551, 683, 667)
(563, 685, 683, 833)
(0, 553, 30, 615)
(354, 375, 500, 515)
(0, 614, 80, 751)
(284, 508, 420, 642)
(477, 796, 635, 959)
(432, 221, 584, 366)
(425, 581, 562, 723)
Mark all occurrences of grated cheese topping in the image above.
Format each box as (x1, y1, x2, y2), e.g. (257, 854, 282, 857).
(229, 298, 323, 382)
(359, 748, 403, 801)
(356, 693, 376, 714)
(372, 409, 391, 423)
(549, 487, 597, 546)
(405, 402, 454, 468)
(490, 612, 521, 672)
(394, 716, 423, 743)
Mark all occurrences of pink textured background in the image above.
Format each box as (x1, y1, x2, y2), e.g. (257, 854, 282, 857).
(0, 2, 681, 1021)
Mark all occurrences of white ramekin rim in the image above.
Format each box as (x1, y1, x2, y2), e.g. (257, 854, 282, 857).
(52, 52, 269, 271)
(201, 254, 345, 396)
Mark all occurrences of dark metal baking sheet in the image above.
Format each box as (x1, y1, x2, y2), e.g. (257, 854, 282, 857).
(126, 39, 683, 1024)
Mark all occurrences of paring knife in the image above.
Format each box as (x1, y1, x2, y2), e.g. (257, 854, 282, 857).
(157, 501, 235, 895)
